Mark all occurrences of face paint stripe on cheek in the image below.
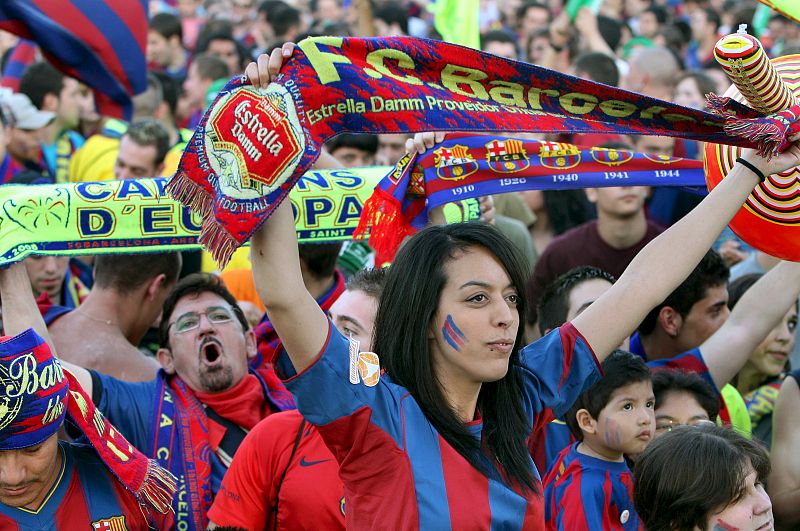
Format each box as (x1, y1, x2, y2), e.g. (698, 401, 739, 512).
(713, 520, 740, 531)
(442, 315, 467, 352)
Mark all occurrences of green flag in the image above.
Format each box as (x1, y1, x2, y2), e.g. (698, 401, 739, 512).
(757, 0, 800, 25)
(430, 0, 480, 49)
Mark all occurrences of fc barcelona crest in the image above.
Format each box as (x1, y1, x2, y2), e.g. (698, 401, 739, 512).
(485, 139, 530, 173)
(409, 164, 426, 195)
(591, 147, 634, 166)
(539, 142, 581, 169)
(434, 145, 478, 181)
(92, 516, 128, 531)
(643, 153, 683, 165)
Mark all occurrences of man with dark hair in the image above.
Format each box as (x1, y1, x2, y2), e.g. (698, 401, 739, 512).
(2, 270, 296, 527)
(517, 1, 551, 42)
(481, 29, 520, 60)
(374, 3, 409, 36)
(637, 5, 669, 40)
(147, 12, 190, 79)
(324, 133, 378, 167)
(572, 51, 619, 87)
(46, 253, 181, 382)
(261, 1, 304, 43)
(19, 62, 84, 183)
(635, 249, 730, 360)
(113, 118, 171, 179)
(537, 266, 617, 337)
(183, 53, 230, 128)
(196, 31, 247, 76)
(525, 180, 662, 336)
(686, 6, 721, 69)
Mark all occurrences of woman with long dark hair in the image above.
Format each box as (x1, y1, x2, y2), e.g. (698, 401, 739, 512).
(249, 44, 800, 529)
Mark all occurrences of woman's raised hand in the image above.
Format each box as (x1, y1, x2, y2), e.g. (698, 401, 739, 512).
(244, 42, 296, 90)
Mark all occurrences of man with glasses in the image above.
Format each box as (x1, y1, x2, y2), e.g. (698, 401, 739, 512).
(0, 272, 295, 529)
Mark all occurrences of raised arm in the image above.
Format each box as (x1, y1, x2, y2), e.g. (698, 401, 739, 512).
(769, 374, 800, 527)
(571, 140, 800, 361)
(0, 262, 93, 394)
(700, 260, 800, 387)
(249, 45, 331, 374)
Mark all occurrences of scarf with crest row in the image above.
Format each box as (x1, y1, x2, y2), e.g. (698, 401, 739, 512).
(168, 36, 800, 267)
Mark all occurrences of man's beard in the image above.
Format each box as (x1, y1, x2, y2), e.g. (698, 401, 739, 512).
(198, 365, 235, 393)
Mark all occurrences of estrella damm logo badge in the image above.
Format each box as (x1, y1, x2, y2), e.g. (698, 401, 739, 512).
(434, 145, 478, 181)
(205, 84, 304, 200)
(538, 142, 581, 170)
(590, 147, 634, 166)
(643, 153, 683, 165)
(91, 516, 128, 531)
(485, 139, 530, 173)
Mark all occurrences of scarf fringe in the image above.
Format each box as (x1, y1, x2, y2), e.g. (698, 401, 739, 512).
(706, 93, 798, 158)
(138, 459, 178, 514)
(724, 117, 787, 158)
(706, 93, 739, 119)
(167, 172, 213, 219)
(354, 186, 416, 265)
(199, 220, 239, 269)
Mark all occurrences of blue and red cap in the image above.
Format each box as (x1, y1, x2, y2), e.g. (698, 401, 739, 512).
(0, 329, 68, 450)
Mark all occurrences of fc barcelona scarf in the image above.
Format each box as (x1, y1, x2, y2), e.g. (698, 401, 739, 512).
(150, 368, 294, 530)
(355, 133, 707, 263)
(0, 329, 176, 524)
(169, 36, 800, 267)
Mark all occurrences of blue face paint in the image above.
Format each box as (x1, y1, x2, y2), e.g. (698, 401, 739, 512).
(442, 314, 467, 352)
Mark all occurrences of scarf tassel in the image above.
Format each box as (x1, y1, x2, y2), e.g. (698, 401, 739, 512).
(166, 172, 214, 219)
(354, 186, 416, 266)
(724, 117, 789, 158)
(138, 459, 178, 514)
(706, 94, 800, 158)
(198, 219, 239, 268)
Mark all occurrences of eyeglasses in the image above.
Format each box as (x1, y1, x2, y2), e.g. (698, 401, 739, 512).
(169, 307, 235, 334)
(655, 418, 716, 434)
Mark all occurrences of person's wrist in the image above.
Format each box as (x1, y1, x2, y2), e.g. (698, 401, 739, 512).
(735, 156, 767, 182)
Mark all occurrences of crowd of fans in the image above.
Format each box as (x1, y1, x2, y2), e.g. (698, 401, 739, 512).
(1, 0, 800, 529)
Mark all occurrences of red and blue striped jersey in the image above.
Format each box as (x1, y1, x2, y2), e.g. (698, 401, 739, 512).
(0, 153, 23, 184)
(530, 348, 716, 474)
(543, 443, 642, 530)
(0, 442, 171, 530)
(282, 321, 602, 530)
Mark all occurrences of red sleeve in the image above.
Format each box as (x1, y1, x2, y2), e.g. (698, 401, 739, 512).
(208, 411, 301, 530)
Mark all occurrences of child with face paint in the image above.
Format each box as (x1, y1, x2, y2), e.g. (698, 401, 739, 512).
(543, 351, 654, 530)
(635, 423, 773, 531)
